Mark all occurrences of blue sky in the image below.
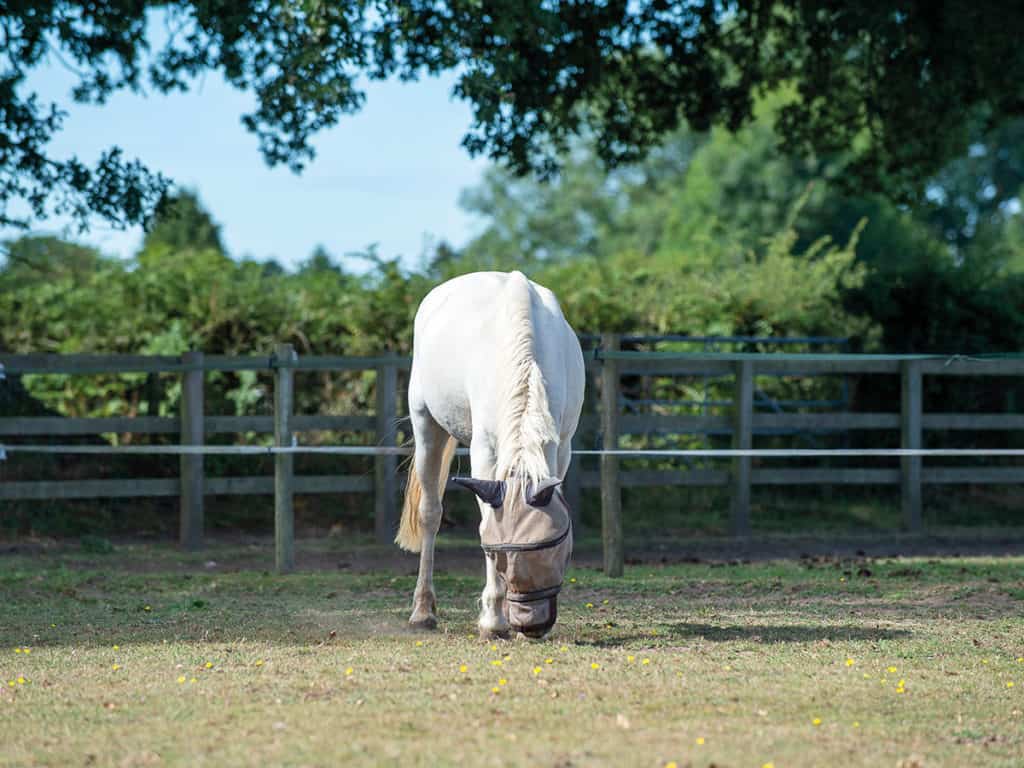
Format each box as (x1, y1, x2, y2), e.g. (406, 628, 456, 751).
(6, 61, 489, 271)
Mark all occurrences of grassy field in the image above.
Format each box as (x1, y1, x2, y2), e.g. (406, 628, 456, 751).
(2, 537, 1023, 767)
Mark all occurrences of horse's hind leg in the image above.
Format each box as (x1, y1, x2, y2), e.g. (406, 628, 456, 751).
(408, 407, 449, 629)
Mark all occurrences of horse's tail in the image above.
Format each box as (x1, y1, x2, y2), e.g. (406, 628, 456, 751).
(395, 434, 457, 553)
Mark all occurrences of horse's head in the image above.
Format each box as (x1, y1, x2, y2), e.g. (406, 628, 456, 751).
(453, 475, 573, 639)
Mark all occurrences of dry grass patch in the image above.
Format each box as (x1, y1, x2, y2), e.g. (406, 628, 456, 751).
(1, 543, 1023, 767)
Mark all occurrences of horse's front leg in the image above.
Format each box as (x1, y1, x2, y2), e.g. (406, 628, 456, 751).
(479, 552, 510, 639)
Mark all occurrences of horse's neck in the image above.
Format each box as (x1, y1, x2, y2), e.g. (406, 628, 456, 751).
(494, 274, 559, 484)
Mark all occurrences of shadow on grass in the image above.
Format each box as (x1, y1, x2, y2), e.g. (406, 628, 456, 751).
(576, 622, 910, 647)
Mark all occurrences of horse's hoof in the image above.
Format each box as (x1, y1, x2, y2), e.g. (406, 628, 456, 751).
(409, 615, 438, 630)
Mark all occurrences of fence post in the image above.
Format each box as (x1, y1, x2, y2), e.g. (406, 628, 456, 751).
(374, 362, 399, 544)
(274, 343, 297, 573)
(730, 360, 753, 537)
(600, 333, 623, 577)
(179, 351, 204, 550)
(901, 359, 923, 532)
(564, 431, 583, 534)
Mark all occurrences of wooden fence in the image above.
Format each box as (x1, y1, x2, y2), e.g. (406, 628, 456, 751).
(2, 340, 1023, 575)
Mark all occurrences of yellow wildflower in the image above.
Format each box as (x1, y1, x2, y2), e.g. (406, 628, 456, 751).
(845, 658, 855, 667)
(415, 640, 423, 647)
(641, 658, 651, 666)
(627, 655, 635, 662)
(812, 717, 822, 726)
(585, 603, 594, 609)
(345, 667, 354, 676)
(189, 677, 197, 684)
(255, 660, 264, 667)
(13, 648, 21, 654)
(177, 676, 186, 684)
(459, 665, 468, 674)
(204, 662, 213, 669)
(560, 646, 568, 652)
(569, 578, 577, 583)
(665, 763, 677, 768)
(695, 737, 705, 745)
(545, 658, 553, 664)
(111, 664, 121, 671)
(17, 677, 26, 685)
(113, 645, 119, 651)
(491, 686, 500, 694)
(1008, 681, 1015, 688)
(591, 662, 600, 670)
(533, 667, 541, 675)
(490, 644, 498, 651)
(23, 648, 31, 655)
(853, 722, 860, 728)
(491, 660, 502, 667)
(143, 605, 152, 612)
(499, 678, 507, 686)
(602, 599, 609, 605)
(887, 666, 897, 673)
(763, 763, 775, 768)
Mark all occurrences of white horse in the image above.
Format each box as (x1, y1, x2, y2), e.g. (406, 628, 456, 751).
(395, 270, 585, 638)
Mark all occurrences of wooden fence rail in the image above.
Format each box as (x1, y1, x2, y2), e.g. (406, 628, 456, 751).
(2, 340, 1023, 575)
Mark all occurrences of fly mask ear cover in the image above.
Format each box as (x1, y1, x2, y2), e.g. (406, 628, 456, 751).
(478, 483, 573, 637)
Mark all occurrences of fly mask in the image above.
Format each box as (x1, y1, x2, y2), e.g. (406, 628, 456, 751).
(453, 476, 573, 637)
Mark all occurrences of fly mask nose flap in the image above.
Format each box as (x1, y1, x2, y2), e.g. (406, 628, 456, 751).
(479, 484, 573, 636)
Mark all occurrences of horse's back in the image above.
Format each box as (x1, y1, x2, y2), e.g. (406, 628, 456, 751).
(410, 271, 583, 444)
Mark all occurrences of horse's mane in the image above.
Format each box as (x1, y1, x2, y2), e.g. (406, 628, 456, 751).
(494, 272, 560, 491)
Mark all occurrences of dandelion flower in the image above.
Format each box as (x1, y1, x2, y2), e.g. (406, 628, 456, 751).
(533, 667, 541, 675)
(1008, 681, 1015, 688)
(627, 655, 635, 663)
(887, 666, 897, 673)
(177, 676, 186, 684)
(863, 673, 870, 679)
(255, 660, 264, 667)
(415, 640, 423, 647)
(144, 605, 152, 612)
(695, 737, 705, 745)
(459, 665, 468, 674)
(665, 763, 677, 768)
(812, 718, 822, 726)
(560, 646, 568, 653)
(602, 599, 609, 605)
(17, 677, 26, 685)
(585, 603, 594, 609)
(982, 659, 990, 665)
(490, 644, 498, 651)
(570, 578, 577, 584)
(845, 658, 855, 667)
(345, 667, 354, 676)
(23, 648, 31, 655)
(13, 648, 21, 654)
(189, 677, 197, 684)
(499, 678, 507, 686)
(491, 686, 500, 694)
(591, 662, 600, 670)
(491, 660, 503, 667)
(7, 680, 14, 687)
(763, 763, 775, 768)
(642, 658, 651, 666)
(204, 662, 213, 669)
(113, 645, 119, 651)
(111, 664, 121, 671)
(545, 658, 553, 664)
(853, 722, 860, 728)
(1017, 657, 1023, 664)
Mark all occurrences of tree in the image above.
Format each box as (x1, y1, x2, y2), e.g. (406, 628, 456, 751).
(142, 190, 225, 254)
(4, 2, 1024, 230)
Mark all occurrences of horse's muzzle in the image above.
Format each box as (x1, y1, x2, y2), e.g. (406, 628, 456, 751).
(504, 584, 560, 637)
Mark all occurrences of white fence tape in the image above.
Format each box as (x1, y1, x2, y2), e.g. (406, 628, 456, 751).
(2, 444, 1024, 458)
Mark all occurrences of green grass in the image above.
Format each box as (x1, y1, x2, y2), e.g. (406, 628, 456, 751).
(2, 541, 1024, 767)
